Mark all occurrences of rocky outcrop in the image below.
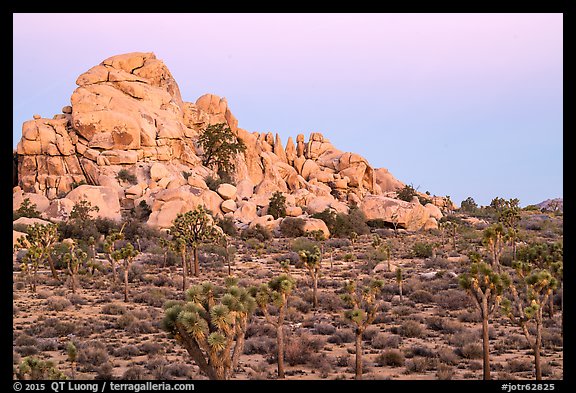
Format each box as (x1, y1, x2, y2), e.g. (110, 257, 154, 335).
(360, 195, 432, 231)
(14, 51, 449, 231)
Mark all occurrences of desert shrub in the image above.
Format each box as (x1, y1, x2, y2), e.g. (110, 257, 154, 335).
(362, 326, 380, 341)
(542, 328, 563, 348)
(245, 322, 277, 338)
(423, 257, 450, 269)
(396, 184, 418, 202)
(438, 347, 460, 365)
(280, 217, 306, 238)
(325, 238, 351, 248)
(328, 329, 355, 344)
(434, 289, 473, 310)
(132, 287, 168, 308)
(335, 354, 351, 367)
(426, 316, 464, 334)
(449, 329, 480, 348)
(15, 346, 39, 357)
(15, 334, 38, 347)
(101, 303, 126, 315)
(216, 216, 238, 237)
(114, 345, 141, 359)
(95, 362, 114, 380)
(412, 242, 433, 258)
(343, 253, 356, 262)
(77, 341, 109, 372)
(436, 363, 454, 380)
(241, 224, 272, 242)
(138, 342, 163, 355)
(376, 349, 405, 367)
(290, 237, 319, 253)
(314, 323, 337, 335)
(317, 291, 343, 312)
(410, 289, 434, 303)
(508, 359, 533, 373)
(399, 320, 424, 338)
(244, 336, 277, 355)
(405, 357, 436, 373)
(117, 169, 137, 184)
(283, 333, 325, 366)
(371, 333, 402, 349)
(37, 338, 59, 351)
(67, 293, 86, 306)
(457, 310, 482, 323)
(409, 344, 437, 358)
(459, 343, 483, 359)
(289, 297, 311, 314)
(123, 365, 148, 380)
(46, 296, 72, 311)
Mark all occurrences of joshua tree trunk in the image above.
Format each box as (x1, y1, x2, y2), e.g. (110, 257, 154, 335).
(312, 275, 318, 310)
(181, 250, 187, 292)
(163, 251, 167, 269)
(46, 255, 60, 280)
(548, 294, 554, 319)
(194, 247, 199, 277)
(277, 323, 285, 379)
(398, 281, 403, 302)
(355, 328, 363, 380)
(276, 298, 287, 379)
(71, 274, 76, 295)
(534, 313, 543, 380)
(481, 301, 491, 380)
(123, 263, 129, 302)
(387, 249, 391, 272)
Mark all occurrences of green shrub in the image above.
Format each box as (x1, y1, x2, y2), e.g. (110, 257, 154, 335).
(268, 191, 286, 219)
(396, 184, 418, 202)
(14, 198, 41, 219)
(116, 169, 137, 184)
(412, 242, 433, 258)
(280, 217, 306, 238)
(217, 216, 238, 237)
(291, 237, 319, 253)
(205, 175, 226, 192)
(311, 207, 369, 238)
(376, 350, 405, 367)
(241, 224, 272, 242)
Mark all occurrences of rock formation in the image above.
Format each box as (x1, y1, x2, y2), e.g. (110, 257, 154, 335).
(14, 52, 452, 233)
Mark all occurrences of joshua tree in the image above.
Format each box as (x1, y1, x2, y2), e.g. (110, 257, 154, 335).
(112, 242, 139, 302)
(459, 257, 510, 380)
(298, 246, 322, 309)
(501, 262, 558, 380)
(161, 279, 256, 380)
(103, 227, 125, 282)
(396, 267, 403, 302)
(253, 274, 296, 379)
(482, 223, 507, 271)
(70, 199, 99, 221)
(157, 237, 171, 269)
(170, 205, 223, 278)
(516, 241, 563, 319)
(15, 357, 67, 380)
(341, 279, 385, 379)
(14, 223, 60, 290)
(498, 201, 521, 260)
(62, 241, 88, 294)
(66, 341, 77, 380)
